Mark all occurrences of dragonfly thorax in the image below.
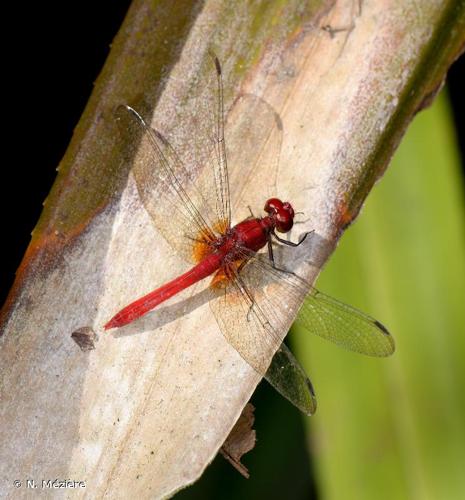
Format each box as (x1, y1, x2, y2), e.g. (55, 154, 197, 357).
(264, 198, 295, 233)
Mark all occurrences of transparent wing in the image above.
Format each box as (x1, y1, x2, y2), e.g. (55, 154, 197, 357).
(296, 288, 395, 357)
(234, 248, 395, 357)
(175, 56, 284, 227)
(210, 55, 230, 227)
(115, 54, 231, 263)
(116, 54, 284, 262)
(266, 343, 317, 415)
(171, 57, 284, 230)
(116, 104, 218, 263)
(183, 53, 231, 233)
(208, 249, 316, 415)
(225, 93, 283, 222)
(209, 245, 394, 412)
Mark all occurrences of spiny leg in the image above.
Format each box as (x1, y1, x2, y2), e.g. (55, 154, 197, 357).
(267, 231, 315, 277)
(272, 229, 314, 247)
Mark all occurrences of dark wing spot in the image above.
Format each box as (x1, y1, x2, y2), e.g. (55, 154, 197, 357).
(374, 320, 390, 336)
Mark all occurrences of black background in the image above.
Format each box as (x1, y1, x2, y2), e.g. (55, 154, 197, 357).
(1, 5, 463, 496)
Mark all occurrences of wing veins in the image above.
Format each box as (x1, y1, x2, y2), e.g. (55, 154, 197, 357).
(230, 246, 394, 357)
(126, 105, 217, 241)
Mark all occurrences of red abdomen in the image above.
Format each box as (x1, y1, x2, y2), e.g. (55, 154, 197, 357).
(104, 253, 222, 329)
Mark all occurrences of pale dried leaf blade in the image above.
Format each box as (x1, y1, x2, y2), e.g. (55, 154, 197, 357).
(1, 0, 464, 497)
(220, 403, 256, 478)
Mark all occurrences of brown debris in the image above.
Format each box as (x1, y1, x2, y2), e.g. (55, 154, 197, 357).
(220, 403, 256, 478)
(71, 326, 98, 351)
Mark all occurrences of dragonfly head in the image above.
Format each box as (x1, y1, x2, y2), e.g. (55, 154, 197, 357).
(264, 198, 295, 233)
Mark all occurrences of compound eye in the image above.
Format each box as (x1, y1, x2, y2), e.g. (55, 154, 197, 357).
(264, 198, 283, 214)
(276, 210, 293, 233)
(282, 202, 295, 218)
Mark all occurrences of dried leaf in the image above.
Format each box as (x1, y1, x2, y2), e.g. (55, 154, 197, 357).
(220, 403, 256, 478)
(71, 327, 98, 352)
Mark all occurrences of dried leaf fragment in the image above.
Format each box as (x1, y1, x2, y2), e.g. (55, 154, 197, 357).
(71, 327, 98, 352)
(220, 403, 256, 478)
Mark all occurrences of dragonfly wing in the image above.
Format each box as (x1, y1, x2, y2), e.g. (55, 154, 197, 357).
(180, 53, 232, 234)
(210, 54, 231, 228)
(191, 56, 285, 227)
(180, 56, 285, 230)
(116, 104, 219, 263)
(117, 55, 285, 261)
(233, 248, 395, 357)
(225, 93, 283, 222)
(208, 251, 316, 414)
(266, 343, 317, 415)
(295, 288, 395, 357)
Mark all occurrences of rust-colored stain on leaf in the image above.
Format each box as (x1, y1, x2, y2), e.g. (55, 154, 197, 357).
(220, 403, 256, 478)
(0, 202, 108, 333)
(335, 196, 357, 233)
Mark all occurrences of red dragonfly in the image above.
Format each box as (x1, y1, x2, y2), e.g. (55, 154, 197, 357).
(105, 55, 394, 414)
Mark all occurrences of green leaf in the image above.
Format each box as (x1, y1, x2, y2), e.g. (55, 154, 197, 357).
(293, 91, 465, 500)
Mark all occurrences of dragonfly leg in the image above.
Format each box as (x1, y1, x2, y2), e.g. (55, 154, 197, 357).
(272, 229, 314, 247)
(268, 231, 306, 278)
(267, 238, 275, 265)
(234, 270, 256, 323)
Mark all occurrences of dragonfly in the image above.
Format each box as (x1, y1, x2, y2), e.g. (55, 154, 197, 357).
(105, 54, 395, 415)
